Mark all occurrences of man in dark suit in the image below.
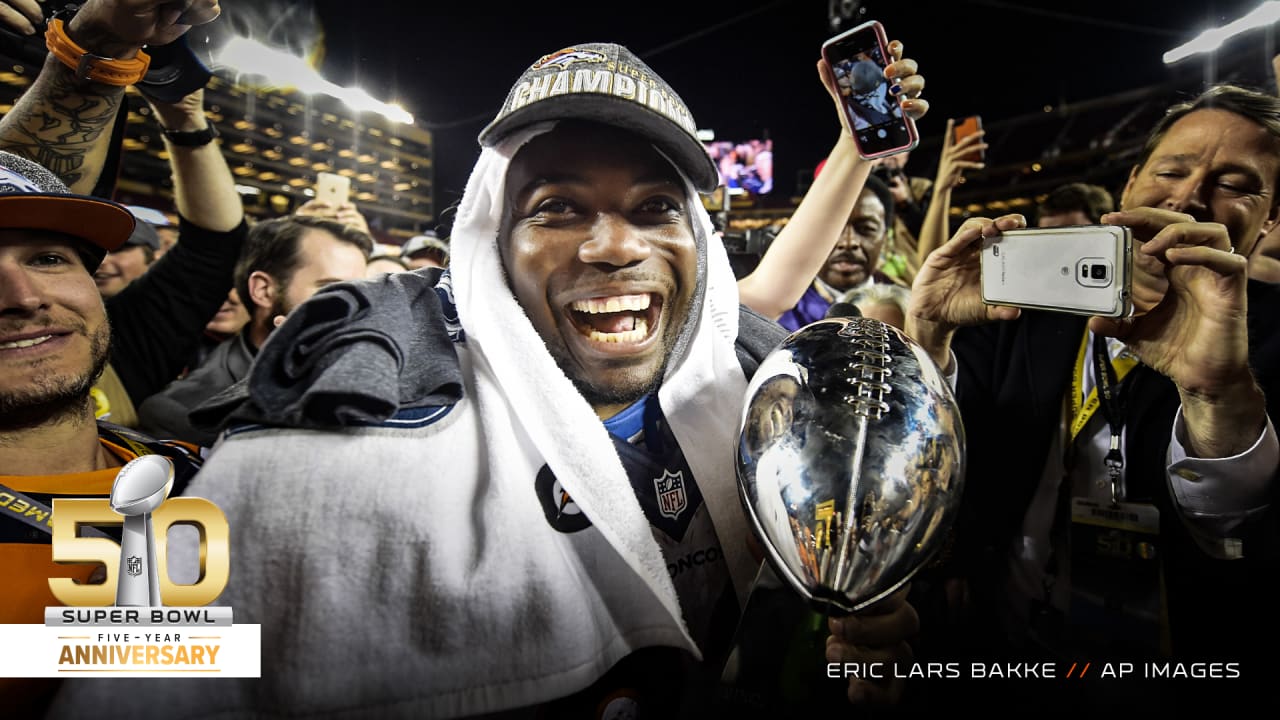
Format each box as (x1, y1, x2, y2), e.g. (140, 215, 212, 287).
(904, 85, 1280, 710)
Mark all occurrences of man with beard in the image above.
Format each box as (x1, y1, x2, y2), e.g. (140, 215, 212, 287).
(48, 42, 929, 718)
(0, 0, 245, 427)
(138, 215, 371, 446)
(777, 175, 896, 331)
(0, 151, 204, 713)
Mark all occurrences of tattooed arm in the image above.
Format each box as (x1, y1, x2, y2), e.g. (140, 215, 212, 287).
(0, 0, 222, 193)
(0, 55, 124, 193)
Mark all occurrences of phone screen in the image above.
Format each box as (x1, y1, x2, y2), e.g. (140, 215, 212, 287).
(823, 22, 917, 158)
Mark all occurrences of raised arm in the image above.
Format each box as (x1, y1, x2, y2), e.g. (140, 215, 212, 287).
(737, 42, 928, 320)
(147, 87, 242, 232)
(914, 118, 986, 265)
(0, 0, 221, 193)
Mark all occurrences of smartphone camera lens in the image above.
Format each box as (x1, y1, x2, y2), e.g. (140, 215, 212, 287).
(1091, 265, 1108, 280)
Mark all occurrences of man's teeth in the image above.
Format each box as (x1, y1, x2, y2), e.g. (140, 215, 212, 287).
(587, 317, 649, 343)
(0, 335, 53, 350)
(570, 294, 651, 314)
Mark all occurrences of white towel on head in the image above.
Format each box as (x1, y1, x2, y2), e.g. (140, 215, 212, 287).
(450, 122, 756, 613)
(45, 121, 759, 720)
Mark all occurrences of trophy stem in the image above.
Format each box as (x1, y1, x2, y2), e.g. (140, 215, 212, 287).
(831, 416, 869, 592)
(116, 513, 155, 607)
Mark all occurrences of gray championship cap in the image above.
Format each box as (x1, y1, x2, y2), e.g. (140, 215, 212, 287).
(478, 43, 720, 194)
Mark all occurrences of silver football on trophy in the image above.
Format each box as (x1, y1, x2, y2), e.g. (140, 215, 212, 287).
(737, 317, 965, 614)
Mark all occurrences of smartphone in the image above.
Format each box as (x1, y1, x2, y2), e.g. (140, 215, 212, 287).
(953, 115, 984, 163)
(980, 225, 1133, 318)
(315, 172, 351, 206)
(821, 21, 919, 160)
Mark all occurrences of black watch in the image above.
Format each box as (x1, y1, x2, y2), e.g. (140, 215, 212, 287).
(162, 124, 220, 147)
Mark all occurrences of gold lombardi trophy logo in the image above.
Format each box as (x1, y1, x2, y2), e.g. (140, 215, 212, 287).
(48, 455, 230, 612)
(30, 456, 255, 678)
(111, 455, 171, 607)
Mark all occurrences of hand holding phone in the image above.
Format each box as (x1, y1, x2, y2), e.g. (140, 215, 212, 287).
(980, 225, 1133, 318)
(315, 172, 351, 206)
(821, 21, 921, 159)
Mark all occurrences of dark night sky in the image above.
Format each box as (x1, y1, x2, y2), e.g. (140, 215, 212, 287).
(273, 0, 1270, 215)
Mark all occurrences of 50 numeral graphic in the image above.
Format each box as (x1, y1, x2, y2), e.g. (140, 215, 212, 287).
(48, 498, 230, 607)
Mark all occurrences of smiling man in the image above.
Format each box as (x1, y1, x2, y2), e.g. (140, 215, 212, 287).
(49, 42, 925, 719)
(904, 85, 1280, 710)
(0, 151, 204, 714)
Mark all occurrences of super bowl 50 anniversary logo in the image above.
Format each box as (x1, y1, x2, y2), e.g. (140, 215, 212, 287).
(0, 456, 260, 678)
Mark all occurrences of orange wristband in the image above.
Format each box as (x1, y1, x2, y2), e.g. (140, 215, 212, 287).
(44, 18, 151, 86)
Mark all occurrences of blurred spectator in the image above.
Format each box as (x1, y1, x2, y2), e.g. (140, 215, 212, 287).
(92, 219, 159, 297)
(914, 117, 987, 264)
(127, 204, 178, 258)
(775, 176, 895, 332)
(366, 253, 410, 277)
(838, 282, 910, 331)
(1036, 182, 1114, 227)
(401, 231, 450, 270)
(871, 151, 931, 285)
(186, 288, 250, 372)
(138, 216, 372, 446)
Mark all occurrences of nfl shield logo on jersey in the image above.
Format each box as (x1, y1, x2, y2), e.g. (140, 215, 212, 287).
(654, 469, 687, 521)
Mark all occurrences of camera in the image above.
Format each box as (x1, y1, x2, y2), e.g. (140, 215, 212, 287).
(722, 227, 777, 279)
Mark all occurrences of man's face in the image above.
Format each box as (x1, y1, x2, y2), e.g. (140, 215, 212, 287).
(154, 227, 179, 259)
(1037, 210, 1093, 228)
(206, 288, 249, 337)
(0, 230, 110, 421)
(501, 123, 698, 415)
(818, 189, 887, 291)
(1122, 108, 1280, 256)
(93, 244, 151, 298)
(270, 229, 368, 319)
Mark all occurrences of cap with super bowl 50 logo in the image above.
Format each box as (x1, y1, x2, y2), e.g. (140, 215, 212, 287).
(478, 43, 721, 194)
(0, 150, 136, 271)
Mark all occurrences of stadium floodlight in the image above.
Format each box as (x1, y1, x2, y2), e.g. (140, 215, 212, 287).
(1164, 1, 1280, 64)
(213, 36, 415, 125)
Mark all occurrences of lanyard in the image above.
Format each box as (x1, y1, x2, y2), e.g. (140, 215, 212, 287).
(0, 481, 113, 540)
(1068, 330, 1138, 505)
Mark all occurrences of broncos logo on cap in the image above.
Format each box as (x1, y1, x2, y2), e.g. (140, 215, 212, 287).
(532, 48, 607, 71)
(0, 167, 43, 195)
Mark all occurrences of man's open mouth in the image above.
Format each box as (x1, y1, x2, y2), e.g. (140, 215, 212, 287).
(566, 292, 662, 345)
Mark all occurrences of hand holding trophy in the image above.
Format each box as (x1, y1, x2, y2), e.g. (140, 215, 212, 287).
(723, 316, 965, 710)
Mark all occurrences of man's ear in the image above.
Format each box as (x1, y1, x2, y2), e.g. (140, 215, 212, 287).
(1118, 165, 1140, 209)
(247, 271, 276, 314)
(1250, 200, 1280, 258)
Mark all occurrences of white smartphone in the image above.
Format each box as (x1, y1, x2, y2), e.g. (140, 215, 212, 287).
(821, 21, 919, 159)
(315, 172, 351, 205)
(980, 225, 1133, 318)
